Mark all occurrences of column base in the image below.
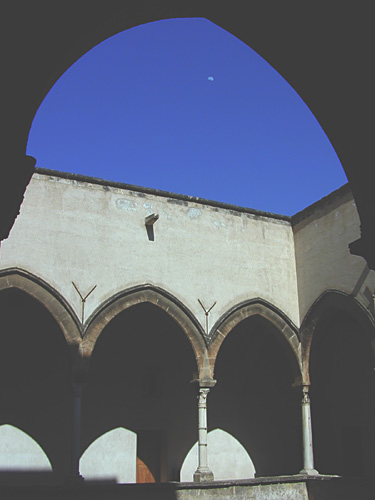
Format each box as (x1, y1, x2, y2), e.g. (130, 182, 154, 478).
(299, 468, 319, 476)
(194, 468, 214, 482)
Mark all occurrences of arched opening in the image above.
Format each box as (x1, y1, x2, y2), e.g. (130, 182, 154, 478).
(0, 269, 82, 347)
(26, 18, 345, 216)
(3, 3, 374, 275)
(310, 308, 375, 477)
(210, 315, 301, 477)
(82, 302, 197, 482)
(209, 299, 301, 383)
(0, 288, 73, 479)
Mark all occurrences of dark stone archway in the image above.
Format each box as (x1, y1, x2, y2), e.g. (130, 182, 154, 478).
(309, 306, 375, 477)
(1, 2, 374, 266)
(209, 298, 301, 383)
(0, 268, 82, 346)
(82, 302, 198, 482)
(300, 290, 375, 384)
(0, 287, 73, 479)
(209, 314, 302, 476)
(83, 284, 210, 381)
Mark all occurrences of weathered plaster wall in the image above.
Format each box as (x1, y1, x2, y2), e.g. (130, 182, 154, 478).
(293, 186, 375, 323)
(0, 172, 300, 330)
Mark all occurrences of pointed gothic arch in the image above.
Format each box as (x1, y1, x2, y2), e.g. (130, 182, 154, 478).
(83, 284, 210, 381)
(304, 289, 375, 476)
(0, 268, 82, 373)
(208, 298, 301, 381)
(0, 268, 81, 343)
(300, 289, 375, 384)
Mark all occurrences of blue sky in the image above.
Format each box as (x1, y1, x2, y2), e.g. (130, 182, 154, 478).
(26, 18, 347, 216)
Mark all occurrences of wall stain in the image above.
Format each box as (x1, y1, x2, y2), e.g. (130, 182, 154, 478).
(116, 199, 137, 211)
(187, 208, 201, 219)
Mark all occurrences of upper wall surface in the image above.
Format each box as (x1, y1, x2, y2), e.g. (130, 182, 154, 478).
(0, 172, 299, 330)
(293, 186, 375, 322)
(2, 172, 373, 333)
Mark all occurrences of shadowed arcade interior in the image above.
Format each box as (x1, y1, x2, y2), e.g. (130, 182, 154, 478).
(210, 315, 301, 477)
(1, 4, 375, 498)
(0, 288, 73, 480)
(310, 310, 375, 477)
(82, 302, 197, 482)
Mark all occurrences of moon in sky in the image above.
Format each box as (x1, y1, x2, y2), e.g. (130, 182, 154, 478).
(208, 76, 214, 81)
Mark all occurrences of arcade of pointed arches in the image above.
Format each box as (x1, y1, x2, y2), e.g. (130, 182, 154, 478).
(0, 268, 304, 383)
(1, 267, 374, 482)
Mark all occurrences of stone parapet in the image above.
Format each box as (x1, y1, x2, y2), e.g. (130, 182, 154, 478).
(0, 476, 374, 500)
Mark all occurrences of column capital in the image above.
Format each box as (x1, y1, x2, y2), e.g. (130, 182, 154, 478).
(292, 379, 310, 389)
(301, 385, 311, 404)
(198, 387, 210, 402)
(190, 378, 216, 388)
(301, 392, 310, 405)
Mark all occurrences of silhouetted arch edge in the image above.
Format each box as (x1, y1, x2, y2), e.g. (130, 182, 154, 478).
(83, 284, 211, 381)
(25, 10, 344, 183)
(0, 267, 81, 346)
(301, 289, 375, 384)
(208, 298, 302, 380)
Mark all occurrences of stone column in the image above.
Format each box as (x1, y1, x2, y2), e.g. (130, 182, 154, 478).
(194, 387, 214, 482)
(71, 382, 84, 481)
(299, 385, 318, 475)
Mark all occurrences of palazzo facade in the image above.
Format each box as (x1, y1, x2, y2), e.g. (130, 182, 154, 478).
(0, 169, 374, 484)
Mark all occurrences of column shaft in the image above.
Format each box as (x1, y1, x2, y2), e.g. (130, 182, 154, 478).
(194, 387, 214, 482)
(71, 383, 84, 481)
(300, 386, 318, 475)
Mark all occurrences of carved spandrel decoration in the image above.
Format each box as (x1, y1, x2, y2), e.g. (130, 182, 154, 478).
(72, 282, 97, 325)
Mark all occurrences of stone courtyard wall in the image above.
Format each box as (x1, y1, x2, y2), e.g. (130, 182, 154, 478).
(292, 185, 375, 323)
(0, 171, 300, 331)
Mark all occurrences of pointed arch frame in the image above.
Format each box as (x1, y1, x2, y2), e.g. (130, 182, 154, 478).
(83, 284, 211, 381)
(300, 289, 375, 384)
(208, 298, 302, 381)
(0, 267, 82, 365)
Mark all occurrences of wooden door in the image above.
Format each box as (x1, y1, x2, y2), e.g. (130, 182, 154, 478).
(136, 457, 156, 483)
(136, 430, 161, 483)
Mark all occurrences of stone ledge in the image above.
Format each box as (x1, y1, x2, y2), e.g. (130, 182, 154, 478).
(1, 475, 374, 500)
